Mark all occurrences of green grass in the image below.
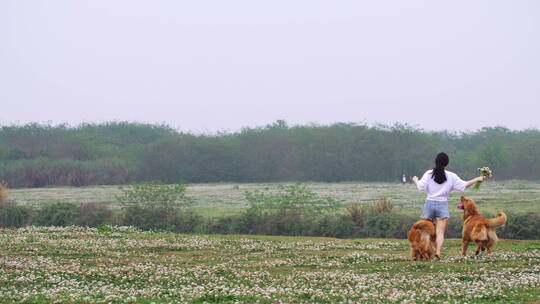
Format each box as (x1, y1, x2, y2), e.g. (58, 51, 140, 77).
(8, 181, 540, 217)
(0, 227, 538, 303)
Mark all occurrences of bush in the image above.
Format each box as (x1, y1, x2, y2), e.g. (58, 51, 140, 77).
(346, 199, 408, 238)
(445, 216, 463, 239)
(234, 210, 319, 236)
(361, 213, 410, 238)
(76, 203, 113, 227)
(274, 210, 316, 236)
(122, 205, 165, 231)
(203, 215, 243, 234)
(244, 183, 341, 216)
(347, 203, 366, 227)
(121, 205, 202, 233)
(314, 214, 355, 238)
(116, 181, 192, 210)
(117, 181, 199, 232)
(172, 210, 203, 233)
(33, 202, 77, 226)
(0, 203, 31, 228)
(235, 208, 269, 235)
(240, 183, 342, 236)
(370, 198, 393, 215)
(499, 212, 540, 239)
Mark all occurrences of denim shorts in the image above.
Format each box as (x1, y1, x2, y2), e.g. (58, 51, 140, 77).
(421, 200, 450, 220)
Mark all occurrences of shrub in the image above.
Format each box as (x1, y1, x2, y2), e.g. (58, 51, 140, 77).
(370, 198, 393, 215)
(244, 183, 341, 216)
(33, 202, 77, 226)
(235, 208, 269, 235)
(76, 203, 113, 227)
(116, 181, 192, 211)
(122, 205, 166, 231)
(314, 214, 355, 238)
(204, 215, 243, 234)
(117, 181, 198, 232)
(499, 212, 540, 239)
(235, 209, 315, 236)
(241, 183, 341, 235)
(443, 216, 463, 238)
(361, 213, 404, 238)
(0, 203, 31, 228)
(347, 203, 366, 230)
(347, 199, 407, 237)
(274, 209, 315, 236)
(121, 205, 202, 233)
(171, 210, 203, 233)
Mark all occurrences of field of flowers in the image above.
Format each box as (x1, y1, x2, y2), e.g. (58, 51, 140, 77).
(1, 226, 539, 303)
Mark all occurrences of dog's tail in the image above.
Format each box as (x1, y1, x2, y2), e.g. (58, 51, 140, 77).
(487, 212, 507, 228)
(420, 231, 433, 257)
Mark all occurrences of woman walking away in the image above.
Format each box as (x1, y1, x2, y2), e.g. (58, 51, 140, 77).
(412, 152, 484, 259)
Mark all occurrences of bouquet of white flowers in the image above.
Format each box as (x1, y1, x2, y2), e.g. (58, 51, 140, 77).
(474, 167, 493, 190)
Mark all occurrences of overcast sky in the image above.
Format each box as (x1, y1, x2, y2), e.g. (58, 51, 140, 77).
(1, 1, 539, 133)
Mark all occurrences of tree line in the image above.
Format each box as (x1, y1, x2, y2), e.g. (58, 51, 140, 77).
(1, 121, 539, 187)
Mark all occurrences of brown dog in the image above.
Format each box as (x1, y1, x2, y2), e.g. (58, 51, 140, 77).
(460, 196, 507, 256)
(407, 219, 436, 260)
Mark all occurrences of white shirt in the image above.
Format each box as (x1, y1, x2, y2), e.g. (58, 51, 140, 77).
(416, 169, 467, 202)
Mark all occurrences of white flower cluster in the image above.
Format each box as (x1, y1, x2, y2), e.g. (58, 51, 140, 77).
(0, 226, 538, 303)
(477, 167, 493, 178)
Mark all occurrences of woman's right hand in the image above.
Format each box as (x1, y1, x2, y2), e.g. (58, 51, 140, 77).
(412, 176, 419, 184)
(477, 176, 485, 182)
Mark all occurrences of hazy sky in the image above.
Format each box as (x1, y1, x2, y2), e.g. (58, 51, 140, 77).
(1, 1, 539, 133)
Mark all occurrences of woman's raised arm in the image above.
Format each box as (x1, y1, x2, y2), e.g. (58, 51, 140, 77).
(465, 176, 484, 188)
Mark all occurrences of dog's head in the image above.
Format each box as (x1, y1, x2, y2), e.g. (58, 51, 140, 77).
(460, 196, 480, 219)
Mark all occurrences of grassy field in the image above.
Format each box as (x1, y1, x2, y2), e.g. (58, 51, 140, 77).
(8, 180, 540, 217)
(0, 226, 538, 303)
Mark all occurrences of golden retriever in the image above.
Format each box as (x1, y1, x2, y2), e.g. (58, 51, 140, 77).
(459, 196, 507, 256)
(407, 219, 436, 260)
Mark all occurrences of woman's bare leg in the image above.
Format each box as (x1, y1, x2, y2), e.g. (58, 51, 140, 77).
(435, 218, 448, 257)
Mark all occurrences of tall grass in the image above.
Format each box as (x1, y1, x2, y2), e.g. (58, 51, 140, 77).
(370, 197, 393, 215)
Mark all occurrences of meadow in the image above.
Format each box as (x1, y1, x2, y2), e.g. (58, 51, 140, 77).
(0, 226, 539, 303)
(2, 182, 539, 303)
(8, 180, 540, 218)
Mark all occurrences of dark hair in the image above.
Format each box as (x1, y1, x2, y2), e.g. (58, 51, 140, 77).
(432, 152, 449, 184)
